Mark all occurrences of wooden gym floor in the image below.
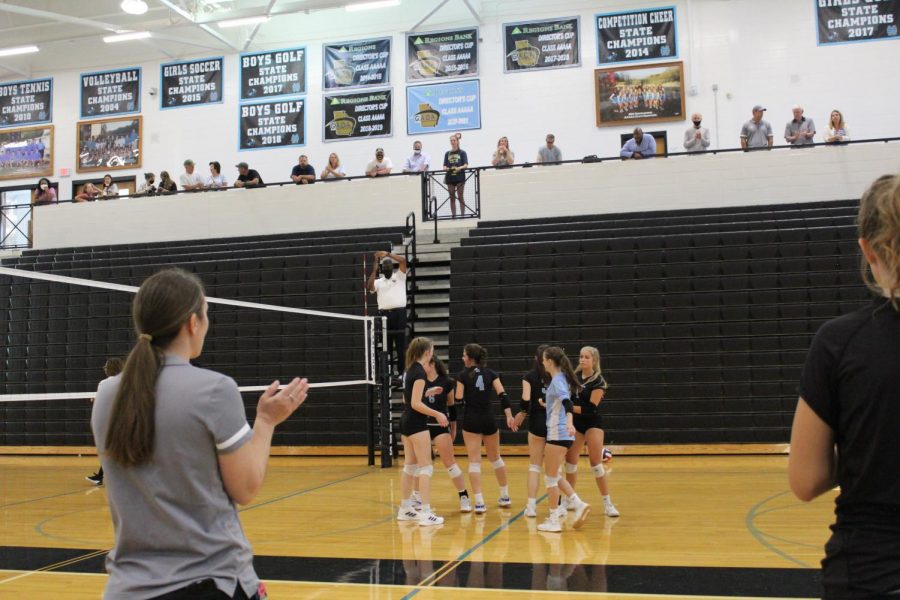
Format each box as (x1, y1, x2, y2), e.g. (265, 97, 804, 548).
(0, 454, 834, 599)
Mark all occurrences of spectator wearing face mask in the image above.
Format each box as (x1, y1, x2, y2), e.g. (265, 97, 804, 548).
(403, 141, 430, 173)
(684, 113, 711, 153)
(136, 173, 157, 196)
(32, 177, 57, 206)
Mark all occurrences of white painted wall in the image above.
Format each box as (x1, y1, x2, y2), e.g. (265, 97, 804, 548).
(4, 0, 900, 202)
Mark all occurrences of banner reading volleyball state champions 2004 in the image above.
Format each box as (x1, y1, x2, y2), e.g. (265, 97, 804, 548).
(503, 17, 581, 72)
(406, 28, 478, 80)
(240, 47, 306, 100)
(816, 0, 899, 45)
(595, 6, 678, 64)
(0, 78, 52, 127)
(81, 68, 140, 118)
(324, 38, 391, 89)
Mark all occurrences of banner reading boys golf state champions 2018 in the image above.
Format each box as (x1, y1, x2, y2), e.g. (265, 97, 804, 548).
(0, 78, 52, 127)
(240, 47, 306, 100)
(324, 38, 391, 89)
(406, 28, 478, 80)
(503, 17, 581, 72)
(161, 57, 224, 109)
(595, 6, 678, 64)
(406, 79, 480, 135)
(239, 98, 305, 151)
(81, 68, 140, 118)
(816, 0, 899, 45)
(324, 89, 392, 141)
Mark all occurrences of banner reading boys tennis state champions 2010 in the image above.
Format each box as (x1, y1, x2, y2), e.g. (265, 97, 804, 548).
(503, 17, 581, 72)
(240, 47, 306, 100)
(816, 1, 899, 45)
(81, 68, 140, 118)
(595, 7, 677, 64)
(324, 89, 392, 141)
(239, 99, 305, 151)
(406, 28, 478, 80)
(324, 38, 391, 89)
(161, 57, 223, 109)
(0, 78, 52, 127)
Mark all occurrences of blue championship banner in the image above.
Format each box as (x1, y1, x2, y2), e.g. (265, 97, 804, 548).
(503, 17, 581, 72)
(160, 57, 223, 109)
(595, 6, 678, 64)
(81, 68, 141, 118)
(323, 38, 391, 89)
(816, 0, 899, 45)
(239, 99, 305, 151)
(240, 47, 306, 100)
(406, 79, 480, 135)
(0, 78, 52, 128)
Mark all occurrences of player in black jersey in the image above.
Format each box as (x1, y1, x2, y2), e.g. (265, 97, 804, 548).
(513, 345, 550, 518)
(563, 346, 619, 517)
(397, 337, 447, 527)
(455, 343, 517, 513)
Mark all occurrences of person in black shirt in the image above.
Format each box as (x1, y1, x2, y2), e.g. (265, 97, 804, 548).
(790, 174, 900, 599)
(455, 343, 517, 514)
(443, 134, 469, 218)
(514, 345, 550, 518)
(564, 346, 619, 518)
(397, 337, 447, 527)
(290, 154, 316, 185)
(234, 162, 264, 188)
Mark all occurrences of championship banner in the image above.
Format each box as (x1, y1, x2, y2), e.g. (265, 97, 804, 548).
(406, 79, 480, 135)
(595, 7, 677, 64)
(160, 57, 224, 109)
(324, 89, 392, 141)
(0, 78, 52, 128)
(81, 68, 140, 118)
(240, 47, 306, 100)
(239, 99, 305, 151)
(816, 1, 899, 45)
(324, 38, 391, 89)
(503, 17, 581, 72)
(406, 28, 478, 81)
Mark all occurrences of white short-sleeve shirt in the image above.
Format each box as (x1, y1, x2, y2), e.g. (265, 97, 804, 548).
(374, 269, 407, 310)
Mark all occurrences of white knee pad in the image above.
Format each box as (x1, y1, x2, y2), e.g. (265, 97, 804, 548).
(565, 462, 578, 474)
(491, 458, 505, 470)
(415, 465, 434, 478)
(591, 463, 606, 478)
(528, 464, 542, 474)
(468, 463, 482, 474)
(403, 463, 418, 476)
(544, 474, 561, 488)
(447, 463, 463, 479)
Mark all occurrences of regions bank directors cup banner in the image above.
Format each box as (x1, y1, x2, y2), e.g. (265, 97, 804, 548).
(324, 38, 391, 89)
(324, 89, 392, 141)
(161, 58, 223, 109)
(81, 68, 140, 118)
(594, 61, 685, 127)
(240, 47, 306, 100)
(0, 78, 52, 128)
(503, 17, 581, 72)
(816, 0, 899, 45)
(595, 6, 678, 64)
(406, 28, 478, 81)
(406, 80, 480, 135)
(239, 99, 305, 151)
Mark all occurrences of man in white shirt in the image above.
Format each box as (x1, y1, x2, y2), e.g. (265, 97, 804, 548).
(366, 148, 393, 177)
(179, 159, 207, 191)
(684, 112, 711, 153)
(403, 141, 430, 173)
(367, 250, 408, 378)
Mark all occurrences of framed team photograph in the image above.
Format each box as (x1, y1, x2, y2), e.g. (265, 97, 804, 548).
(594, 61, 685, 127)
(0, 124, 53, 181)
(76, 115, 142, 173)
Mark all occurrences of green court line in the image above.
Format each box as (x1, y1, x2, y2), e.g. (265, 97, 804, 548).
(745, 491, 812, 568)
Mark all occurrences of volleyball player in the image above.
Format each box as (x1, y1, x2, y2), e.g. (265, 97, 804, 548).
(538, 346, 590, 533)
(86, 357, 124, 485)
(563, 346, 619, 517)
(455, 343, 516, 513)
(397, 337, 446, 526)
(515, 345, 550, 518)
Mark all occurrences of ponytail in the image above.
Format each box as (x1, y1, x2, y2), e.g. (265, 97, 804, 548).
(858, 174, 900, 309)
(406, 337, 434, 371)
(543, 346, 581, 398)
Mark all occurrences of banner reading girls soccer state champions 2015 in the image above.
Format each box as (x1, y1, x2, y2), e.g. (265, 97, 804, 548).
(595, 6, 678, 64)
(323, 38, 391, 89)
(240, 47, 307, 100)
(239, 98, 305, 151)
(0, 78, 52, 127)
(160, 57, 224, 109)
(324, 89, 392, 141)
(816, 0, 899, 45)
(503, 17, 581, 72)
(80, 68, 140, 118)
(406, 28, 478, 81)
(406, 79, 480, 135)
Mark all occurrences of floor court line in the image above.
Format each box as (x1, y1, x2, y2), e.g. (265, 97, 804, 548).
(745, 491, 812, 569)
(0, 487, 96, 510)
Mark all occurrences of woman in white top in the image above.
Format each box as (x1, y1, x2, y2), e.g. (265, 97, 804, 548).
(207, 161, 229, 188)
(321, 153, 346, 180)
(101, 174, 119, 199)
(491, 137, 515, 167)
(824, 109, 851, 144)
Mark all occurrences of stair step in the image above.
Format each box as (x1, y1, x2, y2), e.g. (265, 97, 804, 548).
(415, 279, 449, 291)
(414, 321, 448, 333)
(415, 266, 451, 277)
(414, 307, 449, 319)
(415, 294, 449, 305)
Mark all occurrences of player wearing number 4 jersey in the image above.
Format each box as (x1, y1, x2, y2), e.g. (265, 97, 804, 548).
(455, 344, 517, 514)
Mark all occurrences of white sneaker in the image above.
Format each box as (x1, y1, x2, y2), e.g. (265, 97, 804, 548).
(572, 501, 592, 529)
(559, 497, 570, 511)
(474, 501, 487, 514)
(537, 517, 562, 533)
(459, 495, 472, 513)
(498, 495, 512, 508)
(397, 507, 420, 521)
(524, 504, 537, 518)
(410, 491, 423, 510)
(551, 504, 567, 520)
(419, 511, 444, 527)
(604, 499, 620, 518)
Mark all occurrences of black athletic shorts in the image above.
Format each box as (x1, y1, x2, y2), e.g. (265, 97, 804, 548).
(400, 411, 429, 437)
(528, 413, 547, 438)
(574, 413, 603, 435)
(462, 410, 498, 436)
(546, 439, 573, 449)
(429, 424, 451, 440)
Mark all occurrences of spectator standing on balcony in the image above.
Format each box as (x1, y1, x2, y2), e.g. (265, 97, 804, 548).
(157, 171, 177, 195)
(684, 113, 711, 153)
(367, 250, 409, 380)
(824, 109, 851, 144)
(180, 159, 207, 191)
(366, 148, 393, 177)
(444, 134, 469, 218)
(290, 155, 316, 185)
(403, 141, 430, 173)
(785, 105, 816, 147)
(31, 177, 56, 206)
(207, 162, 228, 189)
(234, 162, 264, 188)
(740, 105, 774, 150)
(321, 153, 345, 180)
(491, 137, 515, 167)
(536, 133, 562, 164)
(100, 174, 119, 199)
(620, 128, 657, 159)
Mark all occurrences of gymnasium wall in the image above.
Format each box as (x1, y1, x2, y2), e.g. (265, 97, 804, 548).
(2, 0, 899, 200)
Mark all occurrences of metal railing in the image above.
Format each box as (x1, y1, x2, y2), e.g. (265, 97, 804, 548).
(423, 168, 480, 225)
(0, 201, 34, 250)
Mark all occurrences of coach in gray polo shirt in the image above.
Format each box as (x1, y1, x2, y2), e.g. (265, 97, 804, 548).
(740, 105, 774, 150)
(784, 105, 816, 146)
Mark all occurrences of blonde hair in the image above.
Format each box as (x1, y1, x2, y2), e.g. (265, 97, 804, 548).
(575, 346, 603, 385)
(830, 109, 845, 130)
(405, 337, 433, 370)
(858, 174, 900, 309)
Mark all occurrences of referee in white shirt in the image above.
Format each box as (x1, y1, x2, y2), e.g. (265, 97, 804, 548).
(367, 250, 409, 380)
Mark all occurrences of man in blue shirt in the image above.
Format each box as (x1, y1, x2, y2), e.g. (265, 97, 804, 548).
(620, 128, 657, 159)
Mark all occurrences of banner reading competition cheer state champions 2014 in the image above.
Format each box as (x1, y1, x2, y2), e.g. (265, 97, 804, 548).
(324, 89, 392, 141)
(816, 0, 899, 45)
(81, 68, 140, 118)
(239, 98, 305, 151)
(595, 6, 678, 64)
(161, 57, 224, 109)
(0, 78, 52, 127)
(406, 28, 478, 80)
(503, 17, 581, 72)
(407, 79, 480, 135)
(240, 47, 307, 100)
(323, 38, 391, 89)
